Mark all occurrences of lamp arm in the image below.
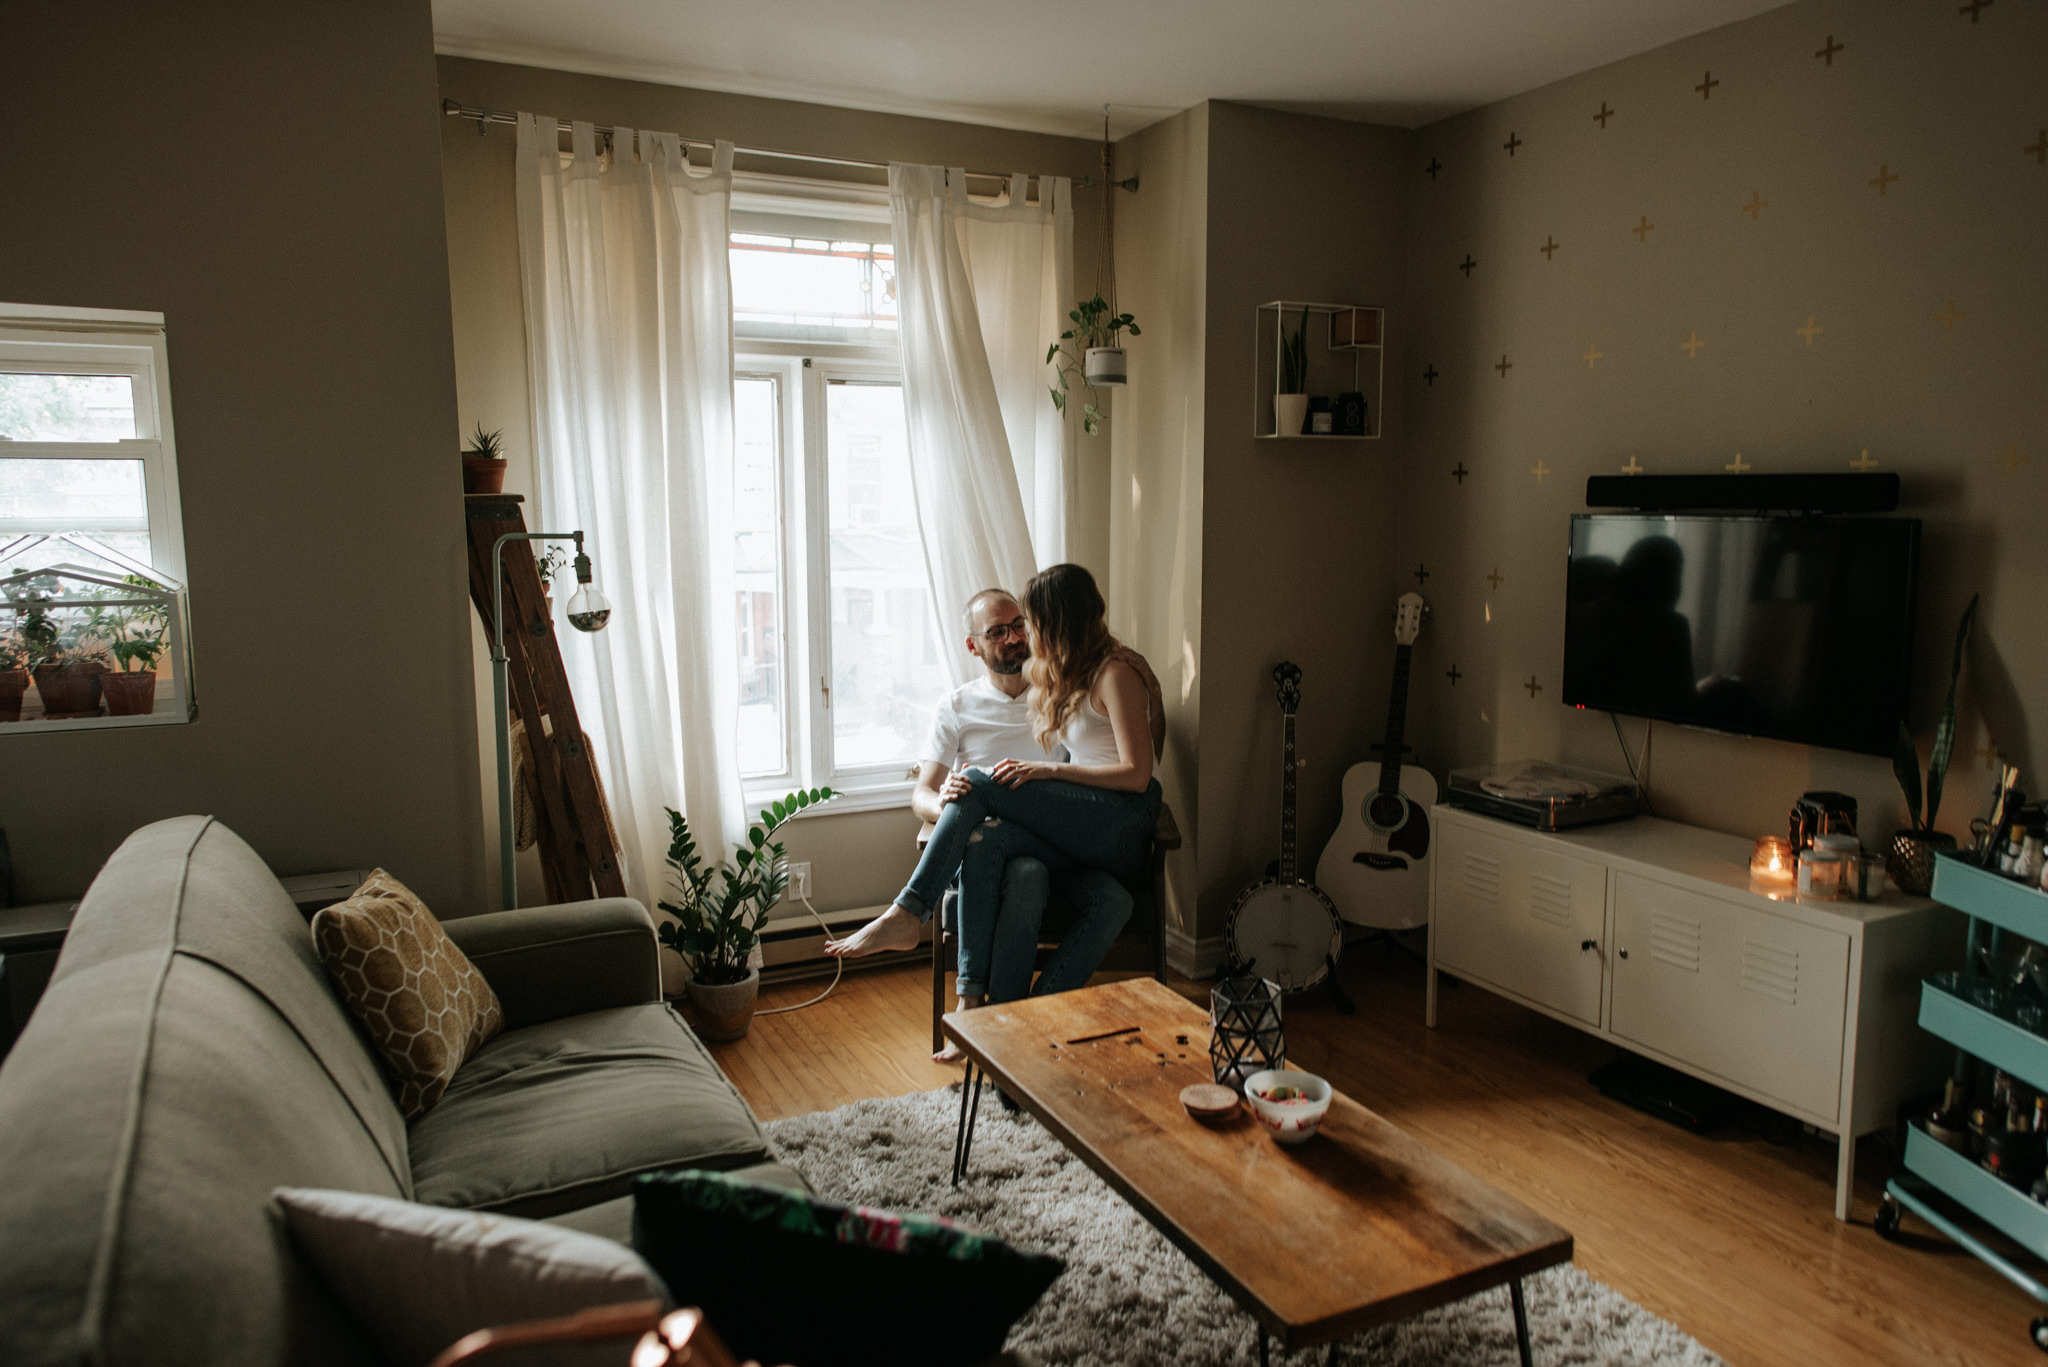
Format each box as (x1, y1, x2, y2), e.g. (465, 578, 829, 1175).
(489, 530, 585, 911)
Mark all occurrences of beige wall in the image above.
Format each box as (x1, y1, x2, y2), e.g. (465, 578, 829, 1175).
(1399, 0, 2046, 848)
(1106, 104, 1209, 955)
(0, 2, 482, 910)
(1192, 104, 1415, 945)
(436, 56, 1113, 911)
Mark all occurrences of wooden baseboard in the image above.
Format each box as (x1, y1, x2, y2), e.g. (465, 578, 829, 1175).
(1166, 926, 1225, 979)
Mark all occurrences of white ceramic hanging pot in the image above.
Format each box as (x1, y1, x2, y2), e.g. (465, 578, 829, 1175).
(1084, 346, 1128, 385)
(1274, 393, 1310, 437)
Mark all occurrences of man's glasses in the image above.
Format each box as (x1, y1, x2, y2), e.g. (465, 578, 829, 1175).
(975, 618, 1029, 643)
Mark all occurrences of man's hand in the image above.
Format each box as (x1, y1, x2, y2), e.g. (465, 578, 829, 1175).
(938, 771, 975, 805)
(990, 758, 1060, 788)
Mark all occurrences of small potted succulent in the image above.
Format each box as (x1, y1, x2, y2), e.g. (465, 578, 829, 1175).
(1889, 593, 1977, 895)
(1047, 294, 1140, 436)
(656, 787, 837, 1041)
(0, 629, 27, 722)
(461, 422, 507, 495)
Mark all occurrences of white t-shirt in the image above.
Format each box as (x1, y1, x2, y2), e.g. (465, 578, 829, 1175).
(921, 677, 1065, 771)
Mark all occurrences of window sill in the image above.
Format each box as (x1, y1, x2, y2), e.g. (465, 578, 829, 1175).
(742, 780, 915, 820)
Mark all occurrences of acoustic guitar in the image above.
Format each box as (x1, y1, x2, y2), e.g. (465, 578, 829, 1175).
(1226, 662, 1344, 994)
(1316, 593, 1438, 931)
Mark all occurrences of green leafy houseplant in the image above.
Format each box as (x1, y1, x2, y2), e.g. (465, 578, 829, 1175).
(1279, 307, 1309, 395)
(1046, 294, 1140, 436)
(656, 787, 838, 986)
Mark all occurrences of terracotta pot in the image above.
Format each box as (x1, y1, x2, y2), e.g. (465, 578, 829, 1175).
(34, 663, 106, 718)
(103, 670, 159, 717)
(685, 968, 760, 1042)
(0, 669, 27, 722)
(462, 456, 507, 495)
(1887, 829, 1957, 897)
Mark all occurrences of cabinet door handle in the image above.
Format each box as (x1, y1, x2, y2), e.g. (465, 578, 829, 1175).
(1581, 939, 1598, 952)
(1617, 947, 1630, 960)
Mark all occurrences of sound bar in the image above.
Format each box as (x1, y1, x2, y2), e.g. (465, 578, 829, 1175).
(1585, 472, 1899, 513)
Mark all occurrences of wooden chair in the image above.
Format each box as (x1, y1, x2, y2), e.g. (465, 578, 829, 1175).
(923, 803, 1180, 1051)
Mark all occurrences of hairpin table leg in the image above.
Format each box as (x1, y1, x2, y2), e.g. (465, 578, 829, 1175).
(1510, 1277, 1533, 1367)
(951, 1063, 985, 1186)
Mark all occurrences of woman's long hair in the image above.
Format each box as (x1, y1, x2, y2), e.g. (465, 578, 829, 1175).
(1025, 563, 1116, 752)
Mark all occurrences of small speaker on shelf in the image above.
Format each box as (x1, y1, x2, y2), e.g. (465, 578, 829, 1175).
(1585, 472, 1899, 513)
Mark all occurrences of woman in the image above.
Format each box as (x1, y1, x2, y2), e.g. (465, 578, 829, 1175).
(824, 565, 1162, 1047)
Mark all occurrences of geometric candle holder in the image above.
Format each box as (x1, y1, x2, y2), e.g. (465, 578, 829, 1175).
(1210, 975, 1286, 1095)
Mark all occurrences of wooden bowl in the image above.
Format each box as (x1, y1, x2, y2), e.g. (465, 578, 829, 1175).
(1180, 1083, 1241, 1125)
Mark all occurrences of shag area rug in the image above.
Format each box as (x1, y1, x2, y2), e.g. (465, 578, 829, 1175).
(764, 1087, 1723, 1367)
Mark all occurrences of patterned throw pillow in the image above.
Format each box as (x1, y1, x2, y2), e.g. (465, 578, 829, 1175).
(632, 1168, 1062, 1367)
(312, 870, 504, 1117)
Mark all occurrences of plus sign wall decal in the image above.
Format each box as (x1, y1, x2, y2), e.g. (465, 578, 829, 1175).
(2025, 131, 2047, 165)
(1524, 676, 1543, 699)
(1459, 254, 1477, 276)
(1424, 364, 1440, 386)
(1583, 345, 1603, 369)
(1503, 133, 1523, 157)
(1531, 460, 1551, 482)
(1495, 355, 1513, 378)
(1593, 102, 1615, 128)
(1742, 192, 1768, 220)
(1936, 301, 1965, 331)
(1978, 741, 2002, 768)
(1696, 71, 1720, 99)
(1451, 462, 1469, 483)
(1959, 0, 1992, 22)
(1870, 164, 1900, 195)
(1852, 450, 1879, 471)
(1622, 457, 1645, 474)
(1445, 665, 1463, 686)
(1816, 35, 1844, 64)
(1540, 236, 1560, 260)
(1633, 215, 1656, 243)
(1681, 331, 1706, 358)
(1426, 156, 1444, 179)
(1727, 453, 1752, 473)
(1996, 444, 2030, 474)
(1797, 316, 1825, 345)
(1487, 568, 1506, 589)
(1414, 563, 1431, 585)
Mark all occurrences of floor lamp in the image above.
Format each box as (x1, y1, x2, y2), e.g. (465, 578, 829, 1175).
(491, 530, 611, 910)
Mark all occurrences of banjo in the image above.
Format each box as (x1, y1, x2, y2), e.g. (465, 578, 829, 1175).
(1226, 661, 1344, 995)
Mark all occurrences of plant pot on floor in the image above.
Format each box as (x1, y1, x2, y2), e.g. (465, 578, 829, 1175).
(462, 456, 507, 495)
(35, 663, 106, 718)
(1888, 830, 1957, 897)
(686, 968, 760, 1042)
(103, 670, 158, 717)
(1273, 393, 1309, 437)
(0, 669, 27, 722)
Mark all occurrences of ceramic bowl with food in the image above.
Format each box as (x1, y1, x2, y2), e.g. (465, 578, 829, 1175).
(1242, 1069, 1333, 1145)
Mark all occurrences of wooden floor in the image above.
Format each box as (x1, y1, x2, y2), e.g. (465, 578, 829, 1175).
(703, 946, 2044, 1366)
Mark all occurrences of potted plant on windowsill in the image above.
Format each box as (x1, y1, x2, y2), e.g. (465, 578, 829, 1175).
(1275, 306, 1309, 437)
(91, 581, 170, 717)
(656, 787, 838, 1041)
(1046, 294, 1140, 436)
(0, 630, 26, 722)
(461, 423, 507, 495)
(1889, 593, 1977, 895)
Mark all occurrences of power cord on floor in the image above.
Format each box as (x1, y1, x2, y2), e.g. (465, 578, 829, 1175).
(752, 890, 844, 1017)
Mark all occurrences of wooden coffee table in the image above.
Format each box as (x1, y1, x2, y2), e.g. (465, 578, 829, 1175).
(943, 978, 1573, 1365)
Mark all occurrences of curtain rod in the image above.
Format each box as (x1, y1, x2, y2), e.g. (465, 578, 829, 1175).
(442, 100, 1137, 192)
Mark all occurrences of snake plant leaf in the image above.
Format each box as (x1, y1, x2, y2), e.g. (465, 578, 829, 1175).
(1924, 593, 1977, 830)
(1893, 721, 1924, 831)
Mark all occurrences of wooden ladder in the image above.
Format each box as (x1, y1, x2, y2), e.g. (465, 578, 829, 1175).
(464, 494, 624, 904)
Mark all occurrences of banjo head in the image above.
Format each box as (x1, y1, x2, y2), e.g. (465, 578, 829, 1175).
(1227, 879, 1343, 994)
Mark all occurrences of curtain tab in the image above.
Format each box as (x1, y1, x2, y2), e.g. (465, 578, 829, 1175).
(1010, 173, 1029, 208)
(947, 169, 968, 205)
(570, 120, 597, 163)
(712, 139, 736, 176)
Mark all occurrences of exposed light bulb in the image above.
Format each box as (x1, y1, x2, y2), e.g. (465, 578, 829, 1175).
(566, 583, 611, 633)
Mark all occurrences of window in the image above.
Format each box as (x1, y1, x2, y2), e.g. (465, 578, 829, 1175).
(0, 303, 186, 578)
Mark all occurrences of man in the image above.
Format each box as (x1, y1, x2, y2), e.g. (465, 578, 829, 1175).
(825, 587, 1135, 1063)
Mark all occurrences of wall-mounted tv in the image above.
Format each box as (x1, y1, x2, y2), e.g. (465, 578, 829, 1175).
(1563, 514, 1920, 756)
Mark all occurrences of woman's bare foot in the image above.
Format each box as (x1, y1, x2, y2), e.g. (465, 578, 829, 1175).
(932, 995, 986, 1063)
(822, 904, 921, 958)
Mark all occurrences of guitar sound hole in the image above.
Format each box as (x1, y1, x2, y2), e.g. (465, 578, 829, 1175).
(1366, 793, 1408, 830)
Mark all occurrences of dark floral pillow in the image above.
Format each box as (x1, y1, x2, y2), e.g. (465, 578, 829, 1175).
(632, 1168, 1062, 1367)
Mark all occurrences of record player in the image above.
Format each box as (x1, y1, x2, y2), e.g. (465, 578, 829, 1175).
(1445, 760, 1640, 831)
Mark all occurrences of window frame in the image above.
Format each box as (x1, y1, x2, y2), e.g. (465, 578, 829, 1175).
(0, 303, 187, 581)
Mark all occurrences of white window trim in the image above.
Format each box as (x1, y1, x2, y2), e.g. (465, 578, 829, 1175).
(0, 303, 187, 580)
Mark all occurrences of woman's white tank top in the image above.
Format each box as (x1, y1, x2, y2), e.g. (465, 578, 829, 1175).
(1062, 696, 1120, 767)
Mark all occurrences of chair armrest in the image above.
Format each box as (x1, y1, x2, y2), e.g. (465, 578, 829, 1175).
(1153, 802, 1181, 851)
(442, 899, 660, 1029)
(917, 821, 935, 849)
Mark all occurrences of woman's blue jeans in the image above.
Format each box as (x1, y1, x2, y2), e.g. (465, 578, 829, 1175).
(899, 768, 1161, 997)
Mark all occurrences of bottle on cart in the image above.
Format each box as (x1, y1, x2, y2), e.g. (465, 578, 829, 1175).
(1928, 1077, 1972, 1153)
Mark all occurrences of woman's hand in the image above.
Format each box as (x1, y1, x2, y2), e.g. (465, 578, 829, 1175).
(990, 758, 1060, 788)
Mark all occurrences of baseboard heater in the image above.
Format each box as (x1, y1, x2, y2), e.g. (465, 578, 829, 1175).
(757, 902, 931, 984)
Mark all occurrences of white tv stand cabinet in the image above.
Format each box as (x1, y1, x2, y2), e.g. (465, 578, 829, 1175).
(1425, 804, 1962, 1220)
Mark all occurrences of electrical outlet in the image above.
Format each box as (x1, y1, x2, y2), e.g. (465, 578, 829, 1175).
(786, 862, 812, 902)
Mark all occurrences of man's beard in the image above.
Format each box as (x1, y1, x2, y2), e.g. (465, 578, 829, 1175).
(987, 654, 1027, 676)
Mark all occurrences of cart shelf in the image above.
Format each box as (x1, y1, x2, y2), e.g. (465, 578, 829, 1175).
(1920, 978, 2048, 1085)
(1933, 851, 2048, 940)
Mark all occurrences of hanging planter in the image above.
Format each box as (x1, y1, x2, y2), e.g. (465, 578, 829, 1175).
(1047, 295, 1140, 435)
(1083, 345, 1128, 386)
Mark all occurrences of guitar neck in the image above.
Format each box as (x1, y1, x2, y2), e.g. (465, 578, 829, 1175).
(1377, 644, 1413, 795)
(1280, 713, 1298, 881)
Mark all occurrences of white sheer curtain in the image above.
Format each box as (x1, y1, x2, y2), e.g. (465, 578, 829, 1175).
(889, 165, 1074, 680)
(514, 114, 744, 906)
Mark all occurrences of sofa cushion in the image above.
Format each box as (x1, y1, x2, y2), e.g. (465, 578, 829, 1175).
(543, 1161, 812, 1244)
(408, 1003, 772, 1218)
(274, 1186, 669, 1367)
(313, 869, 505, 1118)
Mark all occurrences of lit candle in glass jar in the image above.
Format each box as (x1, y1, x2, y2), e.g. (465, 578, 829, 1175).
(1750, 836, 1796, 884)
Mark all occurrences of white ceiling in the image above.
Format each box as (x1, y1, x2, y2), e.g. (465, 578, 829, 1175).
(431, 0, 1792, 140)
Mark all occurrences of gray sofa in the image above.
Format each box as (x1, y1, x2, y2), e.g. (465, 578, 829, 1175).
(0, 816, 803, 1367)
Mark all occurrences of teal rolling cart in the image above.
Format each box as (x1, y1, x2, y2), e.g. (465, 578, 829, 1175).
(1879, 850, 2048, 1353)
